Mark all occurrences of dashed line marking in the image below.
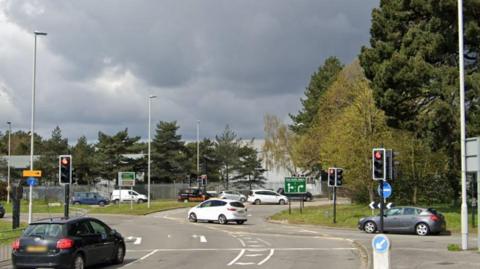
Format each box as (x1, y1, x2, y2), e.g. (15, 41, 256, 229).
(200, 235, 207, 243)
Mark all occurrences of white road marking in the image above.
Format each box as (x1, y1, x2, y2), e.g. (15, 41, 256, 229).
(192, 234, 198, 238)
(247, 241, 259, 244)
(200, 235, 207, 243)
(249, 245, 265, 248)
(256, 238, 272, 246)
(236, 262, 255, 265)
(121, 249, 159, 268)
(300, 229, 319, 234)
(168, 235, 171, 238)
(126, 247, 356, 252)
(228, 249, 246, 266)
(134, 237, 142, 245)
(246, 254, 264, 257)
(257, 249, 275, 265)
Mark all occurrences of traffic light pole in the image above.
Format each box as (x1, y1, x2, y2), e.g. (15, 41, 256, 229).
(64, 184, 69, 219)
(333, 186, 337, 224)
(380, 181, 384, 233)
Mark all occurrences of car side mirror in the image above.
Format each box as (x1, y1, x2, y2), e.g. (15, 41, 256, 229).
(110, 229, 117, 235)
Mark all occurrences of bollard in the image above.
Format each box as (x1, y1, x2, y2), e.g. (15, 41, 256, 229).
(372, 234, 391, 269)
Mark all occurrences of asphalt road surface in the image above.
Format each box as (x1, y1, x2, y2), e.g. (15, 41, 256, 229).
(4, 201, 480, 269)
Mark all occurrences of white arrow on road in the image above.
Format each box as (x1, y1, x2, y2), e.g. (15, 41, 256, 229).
(126, 236, 142, 245)
(192, 234, 207, 243)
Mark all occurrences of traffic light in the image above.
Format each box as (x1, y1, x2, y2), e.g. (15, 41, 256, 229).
(335, 168, 343, 186)
(59, 155, 72, 184)
(372, 148, 385, 180)
(328, 168, 335, 187)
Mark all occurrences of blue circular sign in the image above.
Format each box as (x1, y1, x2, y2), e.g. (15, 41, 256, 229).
(377, 182, 392, 199)
(372, 234, 390, 254)
(26, 177, 38, 186)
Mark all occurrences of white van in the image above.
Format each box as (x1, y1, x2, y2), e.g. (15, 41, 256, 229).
(111, 189, 148, 203)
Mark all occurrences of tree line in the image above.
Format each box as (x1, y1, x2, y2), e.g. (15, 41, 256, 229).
(264, 1, 480, 204)
(0, 123, 266, 189)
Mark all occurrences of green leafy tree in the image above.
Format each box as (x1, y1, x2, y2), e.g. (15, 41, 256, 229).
(94, 129, 141, 183)
(263, 114, 298, 174)
(72, 136, 96, 185)
(359, 0, 480, 200)
(290, 57, 344, 134)
(36, 126, 69, 184)
(151, 121, 188, 183)
(215, 125, 242, 189)
(232, 142, 267, 190)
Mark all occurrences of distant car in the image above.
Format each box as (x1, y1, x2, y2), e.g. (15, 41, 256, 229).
(188, 199, 247, 225)
(12, 216, 125, 269)
(277, 188, 313, 202)
(247, 190, 288, 205)
(111, 189, 147, 204)
(358, 207, 447, 236)
(72, 192, 109, 206)
(177, 188, 210, 203)
(0, 203, 5, 218)
(218, 190, 247, 202)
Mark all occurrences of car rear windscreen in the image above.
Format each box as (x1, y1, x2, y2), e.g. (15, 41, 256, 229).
(24, 224, 65, 238)
(230, 202, 245, 208)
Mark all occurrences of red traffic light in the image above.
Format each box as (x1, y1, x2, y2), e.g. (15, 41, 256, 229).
(61, 158, 70, 165)
(374, 151, 383, 160)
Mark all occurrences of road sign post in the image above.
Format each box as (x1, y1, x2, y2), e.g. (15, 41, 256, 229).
(285, 177, 306, 214)
(118, 172, 135, 208)
(372, 234, 391, 269)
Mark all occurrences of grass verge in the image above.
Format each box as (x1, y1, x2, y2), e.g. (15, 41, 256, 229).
(0, 221, 26, 245)
(270, 203, 472, 233)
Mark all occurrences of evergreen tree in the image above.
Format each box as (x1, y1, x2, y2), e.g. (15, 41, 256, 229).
(289, 57, 343, 134)
(36, 126, 69, 184)
(72, 136, 95, 185)
(232, 142, 267, 190)
(185, 138, 221, 182)
(359, 0, 480, 201)
(151, 121, 188, 183)
(215, 125, 241, 189)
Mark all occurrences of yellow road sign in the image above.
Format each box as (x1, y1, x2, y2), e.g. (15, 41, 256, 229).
(23, 170, 42, 177)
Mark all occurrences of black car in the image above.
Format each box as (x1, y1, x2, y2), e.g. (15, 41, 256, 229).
(277, 188, 313, 201)
(177, 188, 210, 202)
(12, 217, 125, 269)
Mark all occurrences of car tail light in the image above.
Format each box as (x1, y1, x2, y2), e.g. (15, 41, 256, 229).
(11, 239, 20, 251)
(227, 208, 237, 211)
(430, 214, 440, 222)
(56, 238, 74, 249)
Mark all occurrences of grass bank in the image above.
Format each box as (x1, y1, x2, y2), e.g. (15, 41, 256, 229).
(270, 204, 472, 233)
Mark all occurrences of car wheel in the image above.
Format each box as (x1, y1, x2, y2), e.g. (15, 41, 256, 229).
(254, 199, 261, 205)
(137, 199, 145, 204)
(218, 214, 227, 225)
(279, 199, 285, 205)
(73, 201, 80, 205)
(189, 213, 197, 222)
(113, 199, 119, 204)
(0, 213, 4, 218)
(236, 220, 245, 225)
(98, 201, 105, 207)
(307, 196, 313, 202)
(416, 223, 430, 236)
(112, 243, 125, 264)
(72, 254, 85, 269)
(363, 221, 377, 234)
(240, 198, 246, 202)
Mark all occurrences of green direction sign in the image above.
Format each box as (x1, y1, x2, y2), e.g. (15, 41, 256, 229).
(118, 172, 135, 187)
(284, 177, 306, 194)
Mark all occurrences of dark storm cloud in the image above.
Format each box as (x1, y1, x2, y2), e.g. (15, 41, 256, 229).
(0, 0, 378, 141)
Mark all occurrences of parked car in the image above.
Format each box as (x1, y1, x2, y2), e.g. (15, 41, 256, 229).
(247, 190, 289, 205)
(12, 216, 125, 269)
(0, 203, 5, 218)
(188, 199, 247, 224)
(276, 188, 313, 202)
(358, 207, 446, 236)
(111, 189, 147, 204)
(72, 192, 109, 206)
(177, 188, 210, 203)
(218, 190, 247, 202)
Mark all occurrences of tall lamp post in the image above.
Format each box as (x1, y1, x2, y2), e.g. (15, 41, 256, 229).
(196, 120, 200, 176)
(147, 95, 157, 208)
(28, 31, 47, 224)
(6, 122, 11, 204)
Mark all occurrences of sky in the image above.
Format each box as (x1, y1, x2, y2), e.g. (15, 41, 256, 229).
(0, 0, 379, 144)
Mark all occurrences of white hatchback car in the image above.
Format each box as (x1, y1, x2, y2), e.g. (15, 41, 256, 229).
(218, 190, 247, 202)
(187, 199, 247, 225)
(247, 190, 289, 205)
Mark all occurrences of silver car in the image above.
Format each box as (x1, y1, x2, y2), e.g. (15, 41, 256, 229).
(358, 207, 446, 236)
(218, 190, 247, 202)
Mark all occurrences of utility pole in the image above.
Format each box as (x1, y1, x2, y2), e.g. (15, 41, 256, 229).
(6, 122, 11, 204)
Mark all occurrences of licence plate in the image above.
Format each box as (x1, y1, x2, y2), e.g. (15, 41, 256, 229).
(26, 246, 47, 252)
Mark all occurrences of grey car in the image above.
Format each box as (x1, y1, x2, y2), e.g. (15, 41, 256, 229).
(358, 207, 446, 236)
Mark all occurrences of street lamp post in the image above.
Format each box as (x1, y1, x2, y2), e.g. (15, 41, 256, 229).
(197, 120, 200, 176)
(147, 95, 157, 208)
(29, 31, 47, 224)
(6, 122, 11, 204)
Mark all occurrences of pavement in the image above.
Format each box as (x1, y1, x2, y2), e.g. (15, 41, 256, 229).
(1, 199, 480, 268)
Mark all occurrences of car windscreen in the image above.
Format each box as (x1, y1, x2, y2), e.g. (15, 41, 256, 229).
(23, 223, 65, 238)
(229, 202, 245, 208)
